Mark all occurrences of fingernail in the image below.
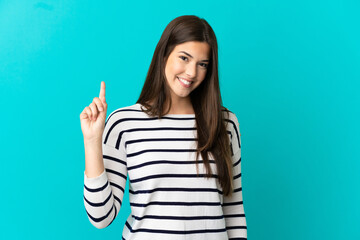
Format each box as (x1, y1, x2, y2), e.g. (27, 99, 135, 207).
(99, 107, 103, 111)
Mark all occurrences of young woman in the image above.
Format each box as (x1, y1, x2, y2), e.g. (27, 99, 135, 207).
(80, 15, 247, 240)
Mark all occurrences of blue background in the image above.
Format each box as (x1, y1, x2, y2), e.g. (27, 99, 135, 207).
(1, 0, 359, 239)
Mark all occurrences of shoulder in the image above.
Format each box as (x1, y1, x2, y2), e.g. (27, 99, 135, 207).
(222, 106, 240, 131)
(105, 103, 146, 126)
(222, 106, 242, 151)
(102, 103, 145, 147)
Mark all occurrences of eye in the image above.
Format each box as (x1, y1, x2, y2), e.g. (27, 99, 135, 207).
(179, 56, 188, 61)
(199, 63, 208, 68)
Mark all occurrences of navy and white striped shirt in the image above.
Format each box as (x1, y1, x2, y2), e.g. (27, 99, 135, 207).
(83, 103, 247, 240)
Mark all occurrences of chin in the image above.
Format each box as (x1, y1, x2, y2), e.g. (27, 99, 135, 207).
(175, 94, 189, 99)
(176, 90, 192, 98)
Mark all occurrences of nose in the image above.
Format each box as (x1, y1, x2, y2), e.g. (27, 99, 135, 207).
(185, 63, 197, 79)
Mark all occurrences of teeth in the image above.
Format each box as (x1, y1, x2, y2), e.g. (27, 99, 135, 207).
(178, 77, 192, 85)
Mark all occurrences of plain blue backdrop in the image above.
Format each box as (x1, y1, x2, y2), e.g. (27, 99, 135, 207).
(1, 0, 359, 239)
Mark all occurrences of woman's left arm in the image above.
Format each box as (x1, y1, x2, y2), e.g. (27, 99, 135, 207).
(223, 114, 247, 239)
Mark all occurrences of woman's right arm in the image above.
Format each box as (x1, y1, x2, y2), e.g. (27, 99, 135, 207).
(80, 81, 127, 228)
(80, 81, 108, 178)
(84, 138, 104, 178)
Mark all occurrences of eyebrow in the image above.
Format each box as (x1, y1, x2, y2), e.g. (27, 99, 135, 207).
(178, 51, 209, 62)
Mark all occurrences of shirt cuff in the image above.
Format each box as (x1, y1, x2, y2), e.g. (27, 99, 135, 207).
(84, 169, 107, 188)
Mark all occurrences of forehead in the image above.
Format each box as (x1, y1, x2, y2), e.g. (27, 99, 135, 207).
(173, 41, 210, 59)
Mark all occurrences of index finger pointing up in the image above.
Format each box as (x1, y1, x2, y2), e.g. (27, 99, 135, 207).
(99, 81, 106, 102)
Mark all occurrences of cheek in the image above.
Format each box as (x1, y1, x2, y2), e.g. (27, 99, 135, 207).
(194, 71, 207, 86)
(165, 60, 183, 79)
(171, 61, 184, 74)
(198, 70, 207, 82)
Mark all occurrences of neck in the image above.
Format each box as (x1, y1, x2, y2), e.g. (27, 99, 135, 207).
(164, 96, 194, 114)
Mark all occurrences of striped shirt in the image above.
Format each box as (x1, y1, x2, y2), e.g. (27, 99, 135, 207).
(83, 103, 247, 240)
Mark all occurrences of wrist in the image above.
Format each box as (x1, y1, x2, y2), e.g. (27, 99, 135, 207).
(84, 137, 102, 146)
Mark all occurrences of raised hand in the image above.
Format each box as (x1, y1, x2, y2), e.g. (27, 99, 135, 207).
(80, 81, 108, 142)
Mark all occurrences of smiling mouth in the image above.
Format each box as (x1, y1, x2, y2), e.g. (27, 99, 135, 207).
(177, 76, 193, 88)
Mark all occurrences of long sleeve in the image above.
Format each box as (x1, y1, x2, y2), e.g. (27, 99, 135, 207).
(83, 110, 128, 229)
(223, 113, 247, 239)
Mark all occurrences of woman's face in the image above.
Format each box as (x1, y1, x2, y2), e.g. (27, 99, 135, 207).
(164, 41, 210, 102)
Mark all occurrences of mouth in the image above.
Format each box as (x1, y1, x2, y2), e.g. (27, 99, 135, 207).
(177, 76, 193, 88)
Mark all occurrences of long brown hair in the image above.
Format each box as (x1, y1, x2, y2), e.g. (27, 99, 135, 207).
(136, 15, 234, 197)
